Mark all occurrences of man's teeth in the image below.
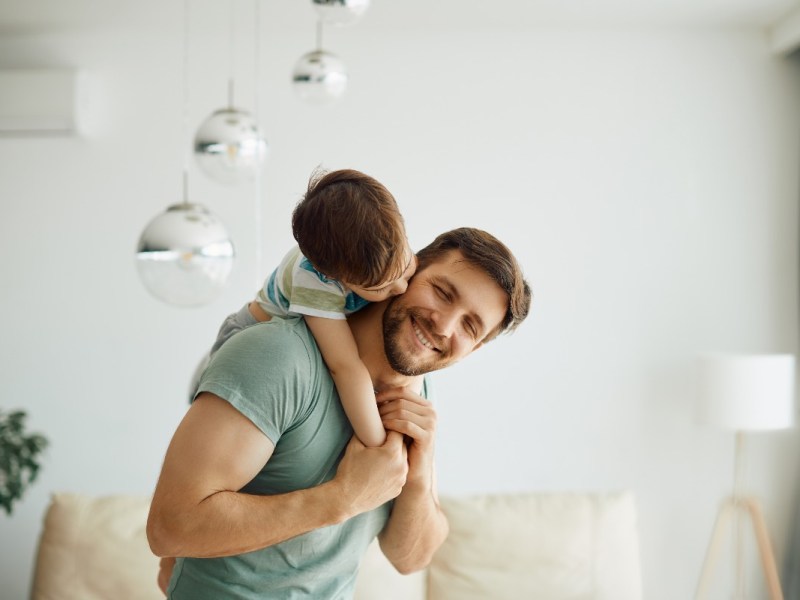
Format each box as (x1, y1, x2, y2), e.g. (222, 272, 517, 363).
(413, 322, 434, 350)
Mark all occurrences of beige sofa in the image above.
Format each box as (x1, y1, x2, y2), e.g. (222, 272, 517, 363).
(31, 491, 642, 599)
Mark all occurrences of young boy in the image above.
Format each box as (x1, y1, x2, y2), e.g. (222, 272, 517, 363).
(204, 168, 416, 447)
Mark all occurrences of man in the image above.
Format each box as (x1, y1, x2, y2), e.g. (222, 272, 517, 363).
(147, 227, 531, 599)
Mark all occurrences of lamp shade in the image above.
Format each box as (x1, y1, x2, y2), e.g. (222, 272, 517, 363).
(696, 354, 796, 431)
(136, 203, 235, 307)
(194, 108, 268, 185)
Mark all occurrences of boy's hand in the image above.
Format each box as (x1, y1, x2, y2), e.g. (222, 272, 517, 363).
(376, 387, 437, 486)
(333, 431, 408, 515)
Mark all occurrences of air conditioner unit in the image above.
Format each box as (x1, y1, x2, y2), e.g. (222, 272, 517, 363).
(0, 69, 82, 135)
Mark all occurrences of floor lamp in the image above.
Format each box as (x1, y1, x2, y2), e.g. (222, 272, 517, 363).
(694, 354, 795, 600)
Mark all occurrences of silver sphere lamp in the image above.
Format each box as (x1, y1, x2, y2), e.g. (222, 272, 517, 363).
(136, 201, 235, 307)
(292, 49, 348, 104)
(312, 0, 370, 26)
(194, 105, 268, 185)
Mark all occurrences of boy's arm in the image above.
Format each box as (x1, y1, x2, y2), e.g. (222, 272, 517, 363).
(147, 393, 407, 558)
(305, 315, 387, 447)
(375, 387, 449, 574)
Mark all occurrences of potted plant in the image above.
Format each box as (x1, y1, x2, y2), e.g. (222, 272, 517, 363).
(0, 409, 48, 515)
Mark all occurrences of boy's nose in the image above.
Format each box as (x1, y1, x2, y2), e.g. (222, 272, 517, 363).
(390, 278, 408, 296)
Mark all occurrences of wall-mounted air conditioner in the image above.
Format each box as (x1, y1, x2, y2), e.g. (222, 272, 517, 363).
(0, 69, 82, 135)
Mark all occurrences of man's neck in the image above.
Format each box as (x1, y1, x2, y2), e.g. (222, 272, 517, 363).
(347, 301, 420, 392)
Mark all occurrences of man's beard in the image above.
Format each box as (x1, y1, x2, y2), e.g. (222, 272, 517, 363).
(382, 298, 450, 376)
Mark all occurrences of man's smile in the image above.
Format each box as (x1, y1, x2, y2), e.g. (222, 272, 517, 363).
(412, 317, 438, 352)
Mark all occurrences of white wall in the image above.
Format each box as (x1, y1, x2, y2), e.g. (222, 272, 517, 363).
(0, 3, 799, 598)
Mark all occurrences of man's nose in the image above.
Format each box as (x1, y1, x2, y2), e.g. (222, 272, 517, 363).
(431, 307, 459, 338)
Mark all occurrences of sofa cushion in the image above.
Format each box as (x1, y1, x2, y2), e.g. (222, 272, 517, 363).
(429, 491, 642, 600)
(31, 493, 425, 600)
(354, 538, 427, 600)
(31, 493, 161, 600)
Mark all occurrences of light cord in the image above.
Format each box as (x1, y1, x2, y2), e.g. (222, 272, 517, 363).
(228, 0, 236, 108)
(181, 0, 191, 205)
(252, 0, 263, 289)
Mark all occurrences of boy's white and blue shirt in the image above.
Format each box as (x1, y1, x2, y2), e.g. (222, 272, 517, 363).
(256, 246, 370, 320)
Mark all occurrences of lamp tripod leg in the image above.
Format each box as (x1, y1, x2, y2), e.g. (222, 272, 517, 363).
(695, 500, 735, 600)
(744, 498, 784, 600)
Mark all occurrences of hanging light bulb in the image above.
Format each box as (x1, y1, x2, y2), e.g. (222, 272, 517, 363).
(292, 20, 347, 104)
(292, 49, 347, 103)
(195, 0, 269, 186)
(312, 0, 370, 26)
(136, 201, 235, 307)
(136, 0, 235, 308)
(194, 106, 268, 185)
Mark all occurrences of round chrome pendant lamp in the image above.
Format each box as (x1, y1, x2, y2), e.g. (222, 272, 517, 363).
(136, 0, 235, 307)
(292, 19, 348, 104)
(292, 0, 371, 104)
(194, 0, 268, 186)
(136, 196, 235, 307)
(194, 91, 268, 186)
(136, 0, 371, 308)
(312, 0, 371, 26)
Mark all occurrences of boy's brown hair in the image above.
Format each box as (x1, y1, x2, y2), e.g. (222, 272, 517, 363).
(292, 168, 408, 287)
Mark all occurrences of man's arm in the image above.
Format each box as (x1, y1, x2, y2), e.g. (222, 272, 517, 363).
(376, 388, 449, 574)
(147, 392, 408, 558)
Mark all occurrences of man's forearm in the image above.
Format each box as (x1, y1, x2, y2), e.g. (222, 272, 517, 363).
(148, 480, 350, 558)
(148, 424, 410, 560)
(378, 478, 449, 574)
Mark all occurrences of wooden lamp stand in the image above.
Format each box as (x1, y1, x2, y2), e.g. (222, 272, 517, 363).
(694, 432, 784, 600)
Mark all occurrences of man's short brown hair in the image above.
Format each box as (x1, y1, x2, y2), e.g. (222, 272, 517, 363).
(416, 227, 531, 338)
(292, 169, 408, 287)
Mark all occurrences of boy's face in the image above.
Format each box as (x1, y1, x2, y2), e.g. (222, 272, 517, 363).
(346, 246, 417, 302)
(381, 249, 508, 376)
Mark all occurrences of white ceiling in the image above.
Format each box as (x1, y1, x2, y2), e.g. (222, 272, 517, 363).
(1, 0, 800, 35)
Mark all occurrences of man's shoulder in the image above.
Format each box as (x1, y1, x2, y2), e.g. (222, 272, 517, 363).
(200, 316, 325, 400)
(228, 316, 317, 357)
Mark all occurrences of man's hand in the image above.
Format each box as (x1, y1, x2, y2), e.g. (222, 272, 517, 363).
(376, 387, 437, 487)
(374, 387, 446, 574)
(148, 393, 401, 560)
(333, 431, 409, 514)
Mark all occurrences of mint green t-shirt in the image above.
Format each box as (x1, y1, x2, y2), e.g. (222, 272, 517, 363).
(168, 317, 395, 599)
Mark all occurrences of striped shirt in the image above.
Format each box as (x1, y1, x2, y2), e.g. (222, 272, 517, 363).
(255, 246, 370, 320)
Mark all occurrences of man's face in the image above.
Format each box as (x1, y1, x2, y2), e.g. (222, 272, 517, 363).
(382, 249, 509, 376)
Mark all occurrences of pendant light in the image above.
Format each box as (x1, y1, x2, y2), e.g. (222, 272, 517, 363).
(292, 19, 348, 104)
(136, 0, 235, 307)
(194, 0, 268, 185)
(311, 0, 370, 26)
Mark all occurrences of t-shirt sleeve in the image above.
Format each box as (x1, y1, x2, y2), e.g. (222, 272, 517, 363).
(285, 259, 348, 320)
(421, 375, 434, 402)
(196, 320, 316, 445)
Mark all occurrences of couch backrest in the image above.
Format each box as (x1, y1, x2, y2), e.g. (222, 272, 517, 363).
(353, 491, 642, 600)
(431, 491, 642, 600)
(32, 493, 161, 600)
(32, 491, 641, 600)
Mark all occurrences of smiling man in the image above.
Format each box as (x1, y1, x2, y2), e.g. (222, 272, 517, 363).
(147, 227, 531, 599)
